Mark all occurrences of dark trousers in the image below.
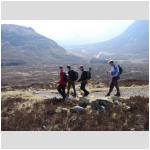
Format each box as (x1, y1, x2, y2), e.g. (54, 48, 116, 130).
(80, 81, 89, 95)
(108, 77, 120, 94)
(57, 84, 66, 99)
(67, 81, 76, 96)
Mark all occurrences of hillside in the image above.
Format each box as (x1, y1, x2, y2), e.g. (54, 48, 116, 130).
(67, 20, 149, 63)
(1, 24, 83, 66)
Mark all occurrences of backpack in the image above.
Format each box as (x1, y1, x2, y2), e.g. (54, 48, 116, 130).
(69, 70, 79, 81)
(63, 73, 68, 82)
(84, 71, 91, 80)
(73, 71, 79, 81)
(114, 65, 123, 76)
(118, 65, 123, 75)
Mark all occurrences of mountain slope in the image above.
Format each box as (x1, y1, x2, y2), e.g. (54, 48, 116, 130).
(67, 20, 149, 63)
(1, 24, 82, 66)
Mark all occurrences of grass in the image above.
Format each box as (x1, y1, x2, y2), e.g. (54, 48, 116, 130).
(1, 93, 149, 131)
(1, 63, 149, 130)
(1, 90, 43, 116)
(2, 90, 42, 101)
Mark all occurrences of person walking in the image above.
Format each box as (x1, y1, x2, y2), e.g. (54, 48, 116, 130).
(78, 66, 90, 97)
(106, 60, 121, 97)
(66, 65, 78, 97)
(57, 66, 67, 100)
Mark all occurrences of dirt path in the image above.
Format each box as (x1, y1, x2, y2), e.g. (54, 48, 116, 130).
(31, 85, 149, 100)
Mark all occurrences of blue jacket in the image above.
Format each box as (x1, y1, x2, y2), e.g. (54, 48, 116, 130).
(111, 64, 120, 77)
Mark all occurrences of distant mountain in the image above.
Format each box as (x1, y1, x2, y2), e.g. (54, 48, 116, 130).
(1, 24, 83, 66)
(67, 20, 149, 63)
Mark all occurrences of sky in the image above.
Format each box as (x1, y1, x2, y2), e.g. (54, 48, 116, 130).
(2, 20, 135, 46)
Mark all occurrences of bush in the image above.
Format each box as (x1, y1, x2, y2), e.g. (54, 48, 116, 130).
(1, 96, 149, 131)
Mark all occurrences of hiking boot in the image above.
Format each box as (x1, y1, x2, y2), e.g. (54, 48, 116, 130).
(84, 92, 89, 97)
(62, 96, 67, 101)
(114, 93, 120, 97)
(73, 94, 77, 98)
(105, 93, 110, 97)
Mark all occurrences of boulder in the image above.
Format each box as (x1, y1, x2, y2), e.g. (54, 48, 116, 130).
(70, 105, 84, 113)
(91, 99, 112, 111)
(78, 97, 90, 108)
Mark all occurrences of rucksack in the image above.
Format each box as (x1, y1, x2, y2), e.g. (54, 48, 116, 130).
(69, 70, 79, 81)
(118, 65, 123, 75)
(114, 65, 123, 75)
(73, 71, 79, 81)
(63, 73, 68, 82)
(84, 71, 91, 80)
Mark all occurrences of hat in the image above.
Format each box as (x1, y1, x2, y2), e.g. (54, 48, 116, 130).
(79, 65, 84, 69)
(108, 60, 114, 64)
(67, 65, 71, 68)
(59, 66, 63, 69)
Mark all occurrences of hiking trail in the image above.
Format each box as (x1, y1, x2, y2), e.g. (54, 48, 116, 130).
(30, 85, 148, 101)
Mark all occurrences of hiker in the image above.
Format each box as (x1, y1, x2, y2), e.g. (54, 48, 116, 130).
(106, 60, 121, 97)
(88, 67, 92, 79)
(57, 66, 67, 100)
(66, 65, 78, 97)
(78, 66, 90, 97)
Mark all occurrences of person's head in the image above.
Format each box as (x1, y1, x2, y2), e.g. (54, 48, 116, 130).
(108, 60, 114, 66)
(67, 65, 71, 71)
(79, 65, 84, 71)
(59, 66, 63, 71)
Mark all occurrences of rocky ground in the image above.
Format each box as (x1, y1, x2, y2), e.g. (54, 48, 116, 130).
(1, 83, 149, 131)
(28, 85, 148, 100)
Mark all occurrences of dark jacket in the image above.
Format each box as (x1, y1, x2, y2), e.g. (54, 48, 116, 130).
(68, 70, 75, 81)
(78, 71, 87, 82)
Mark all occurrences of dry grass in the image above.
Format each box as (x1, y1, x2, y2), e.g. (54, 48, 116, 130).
(1, 90, 42, 101)
(119, 79, 149, 87)
(1, 94, 149, 131)
(1, 62, 148, 89)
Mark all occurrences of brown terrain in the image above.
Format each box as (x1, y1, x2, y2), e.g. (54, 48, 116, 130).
(1, 64, 149, 131)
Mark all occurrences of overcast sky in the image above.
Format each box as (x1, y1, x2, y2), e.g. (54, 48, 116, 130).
(2, 20, 135, 46)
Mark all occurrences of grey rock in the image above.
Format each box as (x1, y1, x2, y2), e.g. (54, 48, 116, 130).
(70, 105, 84, 113)
(91, 99, 111, 111)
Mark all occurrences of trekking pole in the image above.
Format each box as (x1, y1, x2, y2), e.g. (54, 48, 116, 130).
(106, 71, 110, 87)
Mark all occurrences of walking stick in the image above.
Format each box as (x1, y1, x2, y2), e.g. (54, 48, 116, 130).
(106, 71, 110, 87)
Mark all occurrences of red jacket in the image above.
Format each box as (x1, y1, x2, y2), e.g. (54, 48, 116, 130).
(58, 70, 67, 86)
